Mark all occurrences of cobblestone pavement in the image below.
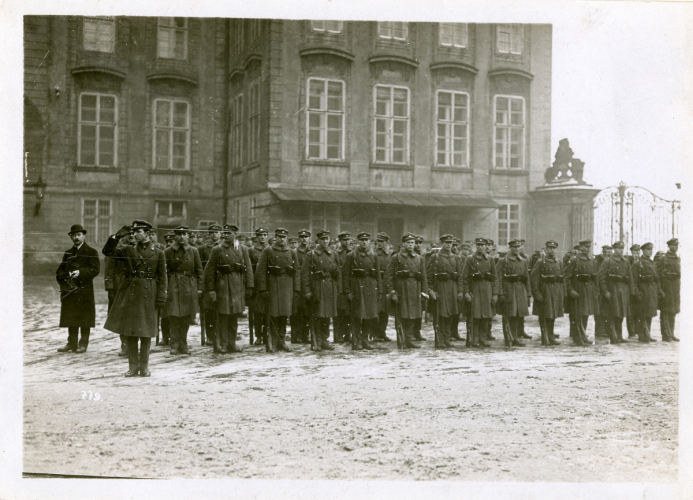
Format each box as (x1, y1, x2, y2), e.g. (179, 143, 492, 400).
(23, 276, 678, 482)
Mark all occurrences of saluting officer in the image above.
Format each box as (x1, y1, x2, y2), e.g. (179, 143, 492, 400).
(657, 238, 680, 342)
(374, 232, 392, 342)
(204, 224, 253, 353)
(104, 230, 134, 356)
(290, 229, 312, 344)
(342, 232, 381, 350)
(530, 240, 563, 346)
(426, 234, 464, 348)
(496, 239, 530, 347)
(198, 223, 222, 348)
(249, 227, 270, 346)
(385, 233, 429, 349)
(462, 238, 499, 347)
(597, 241, 634, 344)
(632, 242, 664, 342)
(334, 231, 352, 344)
(625, 244, 642, 338)
(565, 239, 598, 346)
(256, 228, 299, 353)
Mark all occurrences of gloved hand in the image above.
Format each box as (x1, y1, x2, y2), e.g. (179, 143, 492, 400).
(604, 292, 611, 301)
(569, 290, 580, 299)
(208, 291, 217, 302)
(535, 293, 543, 303)
(491, 295, 498, 306)
(428, 291, 437, 301)
(304, 292, 312, 301)
(347, 293, 355, 302)
(464, 293, 472, 303)
(115, 225, 132, 239)
(388, 291, 398, 303)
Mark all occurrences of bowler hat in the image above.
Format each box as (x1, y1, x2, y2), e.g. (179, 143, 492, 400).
(68, 224, 87, 236)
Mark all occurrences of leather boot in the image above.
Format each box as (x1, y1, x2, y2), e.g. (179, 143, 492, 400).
(58, 328, 79, 352)
(227, 322, 243, 352)
(179, 320, 191, 354)
(75, 331, 90, 353)
(125, 337, 140, 376)
(138, 338, 151, 377)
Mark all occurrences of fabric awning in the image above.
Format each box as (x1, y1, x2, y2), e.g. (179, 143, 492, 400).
(269, 187, 499, 209)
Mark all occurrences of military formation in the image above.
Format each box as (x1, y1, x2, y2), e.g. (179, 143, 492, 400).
(54, 221, 681, 377)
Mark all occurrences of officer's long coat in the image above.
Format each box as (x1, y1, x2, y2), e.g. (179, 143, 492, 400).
(496, 253, 530, 317)
(163, 243, 203, 318)
(301, 245, 341, 318)
(461, 252, 499, 319)
(293, 245, 309, 312)
(56, 242, 100, 328)
(597, 255, 634, 318)
(657, 251, 680, 314)
(198, 241, 218, 309)
(564, 254, 600, 316)
(204, 242, 253, 315)
(336, 245, 350, 312)
(632, 256, 663, 318)
(376, 248, 391, 314)
(530, 256, 565, 319)
(342, 248, 382, 319)
(249, 243, 268, 313)
(425, 248, 463, 317)
(256, 243, 300, 317)
(385, 249, 429, 320)
(103, 237, 167, 337)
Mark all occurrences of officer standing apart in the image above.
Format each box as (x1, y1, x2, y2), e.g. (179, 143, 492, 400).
(632, 242, 664, 343)
(597, 241, 634, 344)
(385, 233, 429, 349)
(256, 228, 299, 352)
(461, 238, 499, 348)
(198, 223, 222, 348)
(103, 221, 167, 377)
(374, 232, 392, 342)
(565, 239, 598, 346)
(426, 234, 464, 348)
(56, 224, 101, 353)
(530, 240, 563, 346)
(496, 239, 529, 347)
(657, 238, 680, 342)
(205, 224, 253, 353)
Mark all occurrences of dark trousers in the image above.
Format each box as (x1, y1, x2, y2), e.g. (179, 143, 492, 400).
(626, 315, 639, 338)
(450, 313, 461, 339)
(126, 336, 151, 373)
(437, 315, 452, 345)
(291, 306, 309, 343)
(413, 317, 423, 340)
(606, 316, 624, 343)
(539, 317, 559, 345)
(67, 327, 90, 348)
(269, 316, 290, 348)
(660, 312, 677, 340)
(217, 314, 239, 350)
(169, 315, 192, 352)
(570, 315, 590, 344)
(638, 316, 654, 341)
(502, 316, 520, 345)
(203, 307, 217, 346)
(376, 310, 389, 340)
(161, 317, 170, 343)
(252, 308, 266, 344)
(471, 318, 491, 345)
(313, 317, 331, 345)
(399, 317, 417, 345)
(334, 311, 351, 342)
(351, 317, 375, 349)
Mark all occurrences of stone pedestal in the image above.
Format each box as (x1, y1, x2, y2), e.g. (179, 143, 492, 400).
(529, 181, 601, 253)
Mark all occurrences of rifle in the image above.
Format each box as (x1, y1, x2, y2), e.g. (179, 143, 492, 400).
(200, 307, 206, 346)
(432, 297, 441, 348)
(265, 293, 274, 353)
(156, 310, 160, 346)
(248, 296, 255, 346)
(308, 297, 319, 351)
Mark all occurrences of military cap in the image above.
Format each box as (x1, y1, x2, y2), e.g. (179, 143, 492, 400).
(612, 241, 624, 249)
(578, 239, 592, 247)
(475, 237, 486, 245)
(172, 225, 190, 235)
(486, 239, 495, 246)
(208, 224, 222, 232)
(132, 220, 153, 232)
(439, 234, 455, 243)
(519, 239, 526, 245)
(316, 229, 330, 239)
(68, 224, 87, 235)
(222, 224, 238, 232)
(376, 232, 389, 242)
(453, 237, 461, 243)
(460, 242, 471, 250)
(508, 239, 521, 248)
(275, 228, 289, 236)
(414, 235, 424, 243)
(601, 244, 612, 250)
(545, 240, 559, 248)
(255, 227, 269, 236)
(573, 244, 581, 250)
(298, 229, 311, 237)
(164, 231, 175, 241)
(641, 242, 654, 251)
(357, 232, 371, 241)
(288, 237, 298, 243)
(251, 236, 259, 244)
(402, 233, 416, 242)
(630, 244, 641, 252)
(338, 231, 351, 240)
(667, 238, 679, 246)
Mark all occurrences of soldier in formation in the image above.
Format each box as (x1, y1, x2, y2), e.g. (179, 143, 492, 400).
(657, 238, 680, 342)
(565, 239, 598, 346)
(461, 238, 498, 347)
(496, 239, 529, 347)
(198, 223, 222, 348)
(426, 234, 463, 348)
(530, 240, 563, 346)
(290, 229, 312, 344)
(597, 241, 633, 344)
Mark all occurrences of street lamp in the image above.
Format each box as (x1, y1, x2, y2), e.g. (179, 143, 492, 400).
(33, 176, 46, 216)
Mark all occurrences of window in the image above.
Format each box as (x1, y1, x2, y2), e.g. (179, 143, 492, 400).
(198, 220, 219, 230)
(439, 23, 467, 48)
(248, 84, 260, 164)
(157, 17, 187, 59)
(233, 200, 241, 227)
(498, 204, 520, 247)
(374, 85, 409, 164)
(249, 198, 257, 232)
(311, 20, 343, 33)
(378, 21, 408, 41)
(307, 78, 345, 161)
(310, 205, 340, 237)
(82, 199, 111, 244)
(240, 201, 250, 234)
(78, 93, 117, 167)
(153, 99, 190, 170)
(436, 91, 469, 167)
(496, 24, 523, 55)
(494, 96, 524, 169)
(156, 201, 187, 218)
(231, 95, 244, 168)
(83, 16, 115, 53)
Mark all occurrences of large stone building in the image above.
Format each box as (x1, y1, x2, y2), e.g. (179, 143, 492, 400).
(24, 17, 552, 267)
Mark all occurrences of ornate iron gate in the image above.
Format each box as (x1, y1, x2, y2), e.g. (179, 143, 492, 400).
(593, 182, 680, 253)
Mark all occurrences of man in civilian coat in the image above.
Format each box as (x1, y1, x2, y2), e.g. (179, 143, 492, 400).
(632, 242, 664, 342)
(657, 238, 680, 342)
(565, 239, 599, 346)
(426, 234, 464, 348)
(496, 239, 529, 347)
(103, 220, 167, 377)
(530, 240, 563, 346)
(597, 241, 634, 344)
(205, 224, 253, 353)
(56, 224, 101, 353)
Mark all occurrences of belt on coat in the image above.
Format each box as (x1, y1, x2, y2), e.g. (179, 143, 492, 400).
(503, 274, 527, 283)
(471, 272, 494, 282)
(172, 271, 196, 277)
(434, 272, 458, 281)
(607, 274, 629, 283)
(576, 274, 596, 282)
(638, 275, 656, 283)
(396, 270, 422, 281)
(130, 270, 156, 279)
(663, 272, 680, 280)
(352, 269, 377, 278)
(541, 275, 563, 283)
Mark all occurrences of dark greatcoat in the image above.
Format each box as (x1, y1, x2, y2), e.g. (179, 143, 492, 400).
(657, 250, 680, 314)
(293, 245, 310, 313)
(249, 243, 269, 312)
(103, 237, 167, 338)
(336, 245, 350, 311)
(496, 253, 530, 317)
(530, 256, 565, 319)
(426, 248, 463, 317)
(163, 243, 203, 318)
(204, 242, 253, 315)
(342, 248, 382, 319)
(564, 254, 600, 316)
(376, 248, 391, 314)
(301, 245, 341, 318)
(198, 241, 218, 309)
(256, 243, 300, 317)
(597, 255, 634, 318)
(461, 251, 499, 319)
(632, 256, 663, 318)
(385, 249, 429, 320)
(56, 242, 100, 328)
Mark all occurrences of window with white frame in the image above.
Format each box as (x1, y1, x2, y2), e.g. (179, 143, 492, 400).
(82, 199, 111, 243)
(79, 93, 117, 167)
(231, 95, 244, 168)
(154, 99, 190, 170)
(83, 16, 116, 53)
(307, 78, 345, 161)
(496, 24, 523, 55)
(378, 21, 408, 41)
(248, 84, 260, 164)
(436, 91, 469, 167)
(498, 204, 520, 247)
(494, 95, 524, 169)
(157, 17, 187, 59)
(311, 20, 343, 33)
(374, 85, 409, 164)
(156, 200, 187, 218)
(249, 198, 258, 232)
(439, 23, 467, 48)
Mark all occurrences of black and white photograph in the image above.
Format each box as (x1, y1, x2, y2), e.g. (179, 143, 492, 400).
(3, 0, 692, 498)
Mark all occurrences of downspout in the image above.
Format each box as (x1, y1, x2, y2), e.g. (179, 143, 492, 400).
(222, 18, 231, 224)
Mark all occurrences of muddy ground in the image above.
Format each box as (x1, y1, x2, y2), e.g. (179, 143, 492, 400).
(23, 276, 678, 482)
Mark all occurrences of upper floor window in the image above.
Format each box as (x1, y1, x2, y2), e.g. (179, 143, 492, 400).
(157, 17, 187, 60)
(153, 99, 190, 170)
(307, 78, 345, 161)
(439, 23, 467, 48)
(78, 93, 117, 167)
(378, 21, 408, 41)
(231, 95, 244, 168)
(374, 85, 409, 165)
(311, 20, 343, 33)
(82, 199, 111, 244)
(436, 91, 469, 168)
(248, 83, 260, 164)
(83, 16, 116, 53)
(156, 200, 187, 218)
(496, 24, 523, 55)
(494, 95, 525, 169)
(498, 204, 520, 247)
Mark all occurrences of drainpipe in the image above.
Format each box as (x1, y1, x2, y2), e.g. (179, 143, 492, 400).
(222, 18, 231, 224)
